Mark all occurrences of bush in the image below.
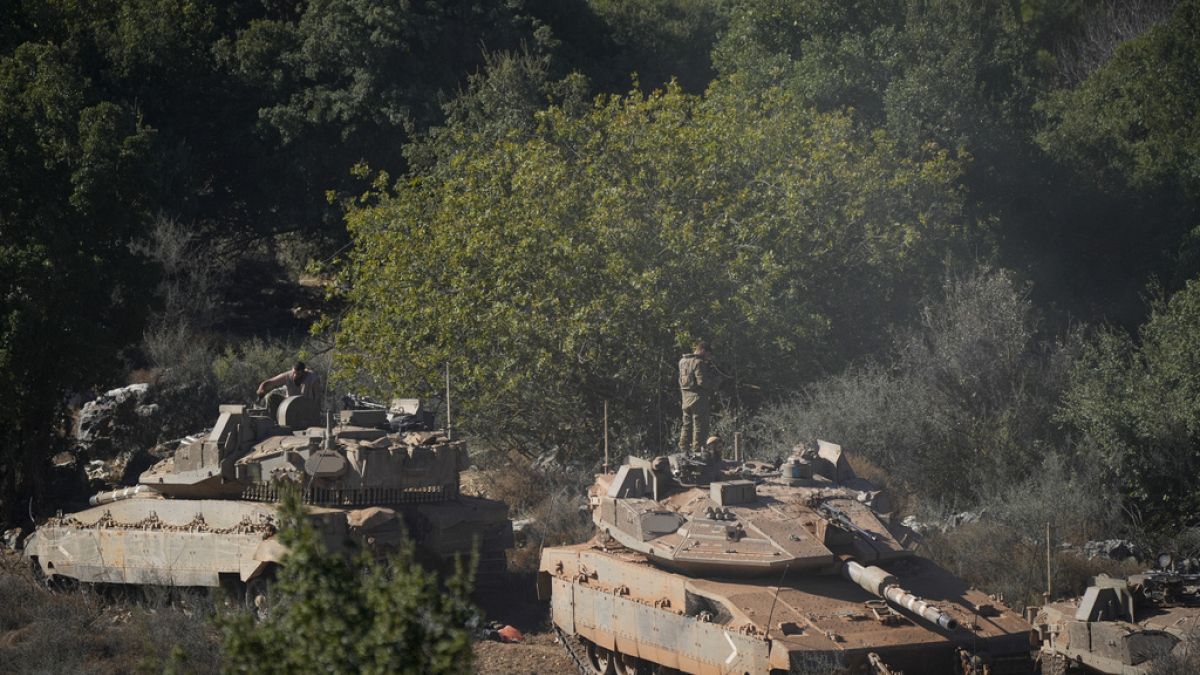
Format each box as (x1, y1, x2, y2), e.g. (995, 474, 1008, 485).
(143, 323, 216, 391)
(211, 339, 297, 406)
(1061, 276, 1200, 532)
(218, 490, 477, 674)
(747, 267, 1075, 507)
(985, 451, 1123, 546)
(135, 216, 227, 335)
(478, 464, 595, 573)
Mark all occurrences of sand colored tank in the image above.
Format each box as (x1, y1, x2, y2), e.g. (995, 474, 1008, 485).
(25, 396, 513, 590)
(1032, 565, 1200, 674)
(539, 441, 1034, 674)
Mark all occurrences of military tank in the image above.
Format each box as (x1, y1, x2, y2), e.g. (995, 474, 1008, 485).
(1032, 561, 1200, 674)
(25, 395, 513, 594)
(538, 441, 1034, 674)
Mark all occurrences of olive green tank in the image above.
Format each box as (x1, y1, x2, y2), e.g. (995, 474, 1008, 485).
(539, 441, 1034, 674)
(25, 395, 513, 590)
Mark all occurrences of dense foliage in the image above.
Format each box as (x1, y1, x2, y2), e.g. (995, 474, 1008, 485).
(0, 39, 153, 515)
(220, 490, 476, 674)
(1038, 0, 1200, 197)
(3, 0, 1200, 538)
(1062, 279, 1200, 531)
(0, 0, 725, 519)
(337, 75, 973, 453)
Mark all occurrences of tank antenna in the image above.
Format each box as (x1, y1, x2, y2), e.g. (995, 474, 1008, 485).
(603, 401, 610, 473)
(324, 411, 333, 451)
(445, 363, 452, 440)
(1045, 521, 1052, 602)
(764, 563, 790, 641)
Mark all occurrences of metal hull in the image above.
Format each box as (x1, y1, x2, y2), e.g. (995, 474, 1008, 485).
(26, 495, 513, 587)
(540, 544, 1034, 674)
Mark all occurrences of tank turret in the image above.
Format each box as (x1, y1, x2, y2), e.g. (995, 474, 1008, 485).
(1034, 564, 1200, 674)
(542, 441, 1033, 674)
(591, 441, 908, 575)
(26, 397, 513, 589)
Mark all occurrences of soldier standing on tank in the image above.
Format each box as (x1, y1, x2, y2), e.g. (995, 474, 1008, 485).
(678, 341, 719, 453)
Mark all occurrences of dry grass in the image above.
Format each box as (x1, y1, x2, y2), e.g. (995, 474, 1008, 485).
(478, 464, 596, 573)
(0, 553, 222, 674)
(846, 453, 917, 518)
(920, 522, 1142, 611)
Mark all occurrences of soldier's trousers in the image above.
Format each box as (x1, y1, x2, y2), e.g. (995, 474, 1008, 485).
(679, 394, 710, 452)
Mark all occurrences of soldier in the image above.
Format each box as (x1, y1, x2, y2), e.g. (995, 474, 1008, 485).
(256, 361, 323, 413)
(678, 340, 719, 453)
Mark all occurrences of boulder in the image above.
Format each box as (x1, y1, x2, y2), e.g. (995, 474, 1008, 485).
(75, 383, 157, 458)
(2, 526, 24, 551)
(900, 510, 984, 534)
(1083, 539, 1143, 561)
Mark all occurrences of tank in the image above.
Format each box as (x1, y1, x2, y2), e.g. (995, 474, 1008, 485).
(24, 395, 514, 592)
(538, 441, 1034, 674)
(1032, 562, 1200, 674)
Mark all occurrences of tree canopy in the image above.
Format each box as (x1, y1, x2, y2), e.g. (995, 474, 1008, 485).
(336, 74, 973, 454)
(3, 0, 1200, 534)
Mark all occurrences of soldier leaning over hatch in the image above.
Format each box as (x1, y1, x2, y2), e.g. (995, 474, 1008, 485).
(678, 340, 720, 453)
(256, 361, 323, 415)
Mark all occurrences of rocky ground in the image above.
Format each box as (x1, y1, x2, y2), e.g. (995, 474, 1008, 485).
(474, 631, 575, 675)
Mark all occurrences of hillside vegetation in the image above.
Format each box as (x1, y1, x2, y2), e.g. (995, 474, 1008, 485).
(2, 1, 1200, 664)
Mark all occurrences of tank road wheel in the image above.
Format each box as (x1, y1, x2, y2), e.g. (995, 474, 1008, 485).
(612, 650, 646, 675)
(244, 566, 277, 621)
(586, 641, 616, 675)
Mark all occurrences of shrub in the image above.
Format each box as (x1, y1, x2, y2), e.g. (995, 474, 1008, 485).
(211, 339, 296, 406)
(479, 463, 595, 573)
(985, 451, 1123, 546)
(218, 490, 477, 674)
(1061, 277, 1200, 532)
(746, 267, 1075, 508)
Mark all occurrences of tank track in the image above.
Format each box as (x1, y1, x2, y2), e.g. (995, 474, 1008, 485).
(553, 625, 591, 675)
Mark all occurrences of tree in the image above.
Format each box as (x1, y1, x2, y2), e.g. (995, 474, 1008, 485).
(334, 73, 974, 458)
(224, 0, 556, 236)
(1061, 276, 1200, 531)
(585, 0, 732, 93)
(219, 490, 477, 674)
(0, 41, 154, 519)
(1037, 0, 1200, 198)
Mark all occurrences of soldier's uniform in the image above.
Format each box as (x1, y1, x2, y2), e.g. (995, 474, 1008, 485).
(678, 353, 718, 453)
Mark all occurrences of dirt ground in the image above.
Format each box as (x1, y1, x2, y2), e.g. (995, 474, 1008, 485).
(473, 572, 576, 674)
(474, 631, 575, 675)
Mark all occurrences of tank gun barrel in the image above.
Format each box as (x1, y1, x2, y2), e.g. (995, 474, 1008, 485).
(842, 560, 959, 630)
(89, 485, 158, 506)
